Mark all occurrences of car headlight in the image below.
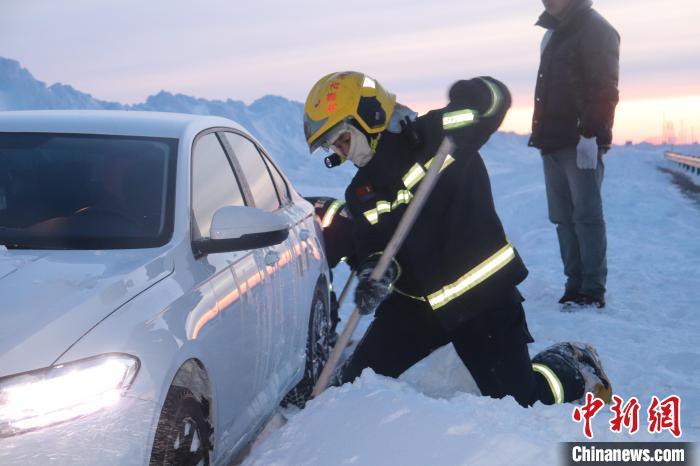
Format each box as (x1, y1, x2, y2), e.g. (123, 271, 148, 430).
(0, 353, 139, 437)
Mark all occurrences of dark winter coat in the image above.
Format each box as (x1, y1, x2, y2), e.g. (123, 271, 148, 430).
(528, 0, 620, 154)
(345, 77, 528, 330)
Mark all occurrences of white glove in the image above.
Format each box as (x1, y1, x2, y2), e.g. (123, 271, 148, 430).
(576, 136, 598, 170)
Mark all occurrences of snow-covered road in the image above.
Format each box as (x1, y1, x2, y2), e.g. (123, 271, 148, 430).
(244, 136, 699, 466)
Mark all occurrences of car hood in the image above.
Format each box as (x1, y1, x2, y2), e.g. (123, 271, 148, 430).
(0, 248, 174, 377)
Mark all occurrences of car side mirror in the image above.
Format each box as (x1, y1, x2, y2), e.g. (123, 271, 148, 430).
(192, 206, 290, 256)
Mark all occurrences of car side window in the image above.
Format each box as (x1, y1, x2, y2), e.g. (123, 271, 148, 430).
(222, 133, 280, 212)
(191, 133, 245, 240)
(260, 151, 291, 205)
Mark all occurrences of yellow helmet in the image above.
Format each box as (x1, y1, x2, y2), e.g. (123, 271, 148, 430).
(304, 71, 396, 153)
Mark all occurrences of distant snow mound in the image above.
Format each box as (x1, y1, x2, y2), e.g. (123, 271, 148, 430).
(0, 57, 122, 110)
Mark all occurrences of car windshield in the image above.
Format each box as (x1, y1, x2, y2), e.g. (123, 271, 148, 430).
(0, 132, 177, 249)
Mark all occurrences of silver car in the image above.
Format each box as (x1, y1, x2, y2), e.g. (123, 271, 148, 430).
(0, 110, 332, 465)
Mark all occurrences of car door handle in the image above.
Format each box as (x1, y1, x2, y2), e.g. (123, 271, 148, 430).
(299, 229, 310, 241)
(265, 250, 280, 266)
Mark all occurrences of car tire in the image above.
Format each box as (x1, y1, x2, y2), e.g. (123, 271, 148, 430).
(150, 385, 213, 466)
(282, 278, 332, 408)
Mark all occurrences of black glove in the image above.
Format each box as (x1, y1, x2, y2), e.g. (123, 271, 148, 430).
(354, 257, 399, 315)
(448, 78, 493, 114)
(443, 77, 512, 149)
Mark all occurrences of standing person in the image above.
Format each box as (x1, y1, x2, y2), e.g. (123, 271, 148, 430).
(529, 0, 620, 308)
(303, 71, 612, 407)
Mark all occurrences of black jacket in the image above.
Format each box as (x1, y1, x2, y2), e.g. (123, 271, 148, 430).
(529, 0, 620, 154)
(345, 77, 528, 330)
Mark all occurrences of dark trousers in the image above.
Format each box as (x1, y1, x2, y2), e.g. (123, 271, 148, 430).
(341, 291, 558, 407)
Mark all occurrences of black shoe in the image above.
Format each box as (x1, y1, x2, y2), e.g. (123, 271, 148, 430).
(577, 293, 606, 309)
(559, 291, 581, 305)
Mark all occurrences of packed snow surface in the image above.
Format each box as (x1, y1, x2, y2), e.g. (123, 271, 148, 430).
(244, 136, 700, 465)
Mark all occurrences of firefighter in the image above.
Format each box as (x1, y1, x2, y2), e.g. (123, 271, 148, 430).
(303, 71, 612, 407)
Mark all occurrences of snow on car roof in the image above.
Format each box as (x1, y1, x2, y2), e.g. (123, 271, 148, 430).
(0, 110, 245, 139)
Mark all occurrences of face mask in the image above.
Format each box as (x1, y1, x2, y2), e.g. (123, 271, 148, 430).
(344, 125, 375, 167)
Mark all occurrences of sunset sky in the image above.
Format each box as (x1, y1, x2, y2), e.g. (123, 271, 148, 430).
(2, 0, 698, 144)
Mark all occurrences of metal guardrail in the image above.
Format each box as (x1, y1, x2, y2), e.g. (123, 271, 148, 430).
(665, 151, 700, 174)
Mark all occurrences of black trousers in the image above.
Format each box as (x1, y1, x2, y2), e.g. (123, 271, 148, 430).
(341, 290, 557, 407)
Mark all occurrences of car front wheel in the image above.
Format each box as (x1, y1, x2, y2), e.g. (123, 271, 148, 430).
(150, 385, 213, 466)
(282, 278, 332, 408)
